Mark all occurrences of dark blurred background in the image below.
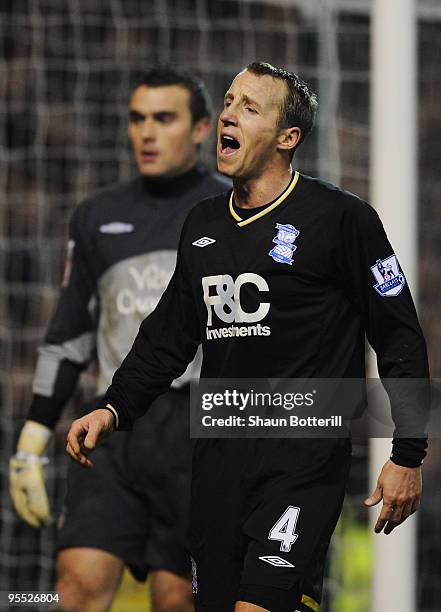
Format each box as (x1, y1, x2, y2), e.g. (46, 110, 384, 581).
(0, 1, 440, 609)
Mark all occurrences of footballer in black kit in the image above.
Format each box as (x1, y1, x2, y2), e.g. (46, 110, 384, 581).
(103, 172, 428, 610)
(67, 63, 430, 612)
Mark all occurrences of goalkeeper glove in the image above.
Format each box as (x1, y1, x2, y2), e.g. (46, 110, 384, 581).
(9, 420, 53, 528)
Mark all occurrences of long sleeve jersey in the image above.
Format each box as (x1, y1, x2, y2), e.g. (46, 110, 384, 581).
(104, 172, 430, 466)
(29, 165, 230, 429)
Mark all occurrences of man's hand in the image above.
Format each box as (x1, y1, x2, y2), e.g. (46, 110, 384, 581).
(9, 420, 53, 528)
(364, 459, 422, 534)
(66, 408, 115, 467)
(9, 455, 52, 528)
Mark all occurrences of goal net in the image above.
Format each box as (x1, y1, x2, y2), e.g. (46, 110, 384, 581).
(1, 1, 440, 608)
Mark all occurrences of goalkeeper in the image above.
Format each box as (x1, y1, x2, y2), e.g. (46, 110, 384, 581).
(10, 67, 229, 611)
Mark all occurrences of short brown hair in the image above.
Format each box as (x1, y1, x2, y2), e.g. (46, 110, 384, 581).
(136, 67, 212, 124)
(246, 62, 318, 157)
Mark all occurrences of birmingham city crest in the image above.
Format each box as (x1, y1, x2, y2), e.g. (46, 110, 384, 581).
(371, 254, 406, 297)
(268, 223, 300, 265)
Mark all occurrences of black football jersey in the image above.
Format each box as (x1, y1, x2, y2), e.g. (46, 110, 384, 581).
(104, 172, 429, 463)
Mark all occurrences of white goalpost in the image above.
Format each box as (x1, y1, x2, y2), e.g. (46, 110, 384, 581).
(370, 0, 417, 610)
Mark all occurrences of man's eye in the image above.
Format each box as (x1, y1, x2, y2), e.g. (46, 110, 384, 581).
(246, 106, 257, 114)
(157, 113, 175, 123)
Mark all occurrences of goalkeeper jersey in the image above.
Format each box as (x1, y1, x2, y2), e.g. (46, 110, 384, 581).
(104, 171, 430, 465)
(29, 165, 230, 428)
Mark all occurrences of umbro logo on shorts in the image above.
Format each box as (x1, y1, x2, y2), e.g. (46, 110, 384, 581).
(258, 555, 295, 568)
(192, 236, 216, 247)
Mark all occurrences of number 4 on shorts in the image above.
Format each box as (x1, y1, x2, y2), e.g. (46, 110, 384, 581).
(268, 506, 301, 553)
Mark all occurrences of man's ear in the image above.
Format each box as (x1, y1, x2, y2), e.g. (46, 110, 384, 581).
(277, 126, 302, 154)
(192, 117, 212, 146)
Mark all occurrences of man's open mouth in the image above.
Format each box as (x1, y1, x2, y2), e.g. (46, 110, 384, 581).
(220, 135, 241, 154)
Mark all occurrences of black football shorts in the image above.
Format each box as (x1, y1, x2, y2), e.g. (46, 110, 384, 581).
(58, 387, 193, 581)
(190, 437, 351, 611)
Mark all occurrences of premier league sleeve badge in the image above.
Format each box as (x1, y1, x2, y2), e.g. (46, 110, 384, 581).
(370, 254, 406, 296)
(268, 223, 300, 266)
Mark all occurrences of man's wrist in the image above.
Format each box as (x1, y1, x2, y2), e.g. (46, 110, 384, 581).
(103, 404, 119, 429)
(17, 421, 52, 456)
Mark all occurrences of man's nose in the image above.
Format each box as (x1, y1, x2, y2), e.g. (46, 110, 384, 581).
(140, 119, 156, 140)
(219, 107, 238, 126)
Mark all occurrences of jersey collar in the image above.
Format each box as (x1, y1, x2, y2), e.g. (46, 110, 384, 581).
(228, 171, 300, 227)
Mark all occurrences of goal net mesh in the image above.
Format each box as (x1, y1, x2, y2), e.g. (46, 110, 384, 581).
(1, 1, 440, 609)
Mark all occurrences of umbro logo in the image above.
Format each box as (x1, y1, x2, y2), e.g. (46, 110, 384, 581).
(259, 556, 295, 568)
(99, 222, 134, 234)
(192, 237, 216, 248)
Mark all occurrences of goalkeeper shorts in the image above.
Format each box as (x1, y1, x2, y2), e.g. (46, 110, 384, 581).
(57, 386, 193, 581)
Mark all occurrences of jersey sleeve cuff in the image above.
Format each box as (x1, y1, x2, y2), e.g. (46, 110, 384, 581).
(390, 437, 427, 467)
(104, 404, 119, 429)
(390, 454, 424, 468)
(28, 394, 65, 430)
